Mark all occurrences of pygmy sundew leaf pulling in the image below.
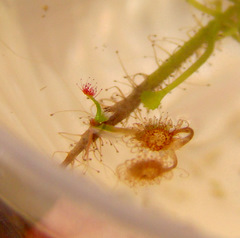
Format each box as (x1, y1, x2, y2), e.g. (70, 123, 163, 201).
(59, 1, 240, 188)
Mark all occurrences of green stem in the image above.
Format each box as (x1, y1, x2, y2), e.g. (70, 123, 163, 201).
(141, 3, 240, 109)
(88, 96, 108, 123)
(94, 124, 137, 134)
(161, 24, 218, 97)
(186, 0, 220, 16)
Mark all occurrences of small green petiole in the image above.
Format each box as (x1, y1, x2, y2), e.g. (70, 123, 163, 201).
(88, 95, 108, 123)
(93, 123, 137, 135)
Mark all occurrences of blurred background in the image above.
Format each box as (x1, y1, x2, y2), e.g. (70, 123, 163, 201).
(0, 0, 240, 237)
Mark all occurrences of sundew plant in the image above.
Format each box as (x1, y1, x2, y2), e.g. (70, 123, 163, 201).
(1, 1, 240, 238)
(57, 0, 240, 187)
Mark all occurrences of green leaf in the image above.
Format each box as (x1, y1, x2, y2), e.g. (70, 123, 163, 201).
(88, 96, 108, 123)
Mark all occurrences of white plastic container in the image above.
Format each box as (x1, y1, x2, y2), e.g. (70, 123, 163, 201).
(0, 1, 240, 237)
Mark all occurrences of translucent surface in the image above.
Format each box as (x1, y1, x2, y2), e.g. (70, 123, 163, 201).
(0, 127, 212, 238)
(0, 0, 240, 237)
